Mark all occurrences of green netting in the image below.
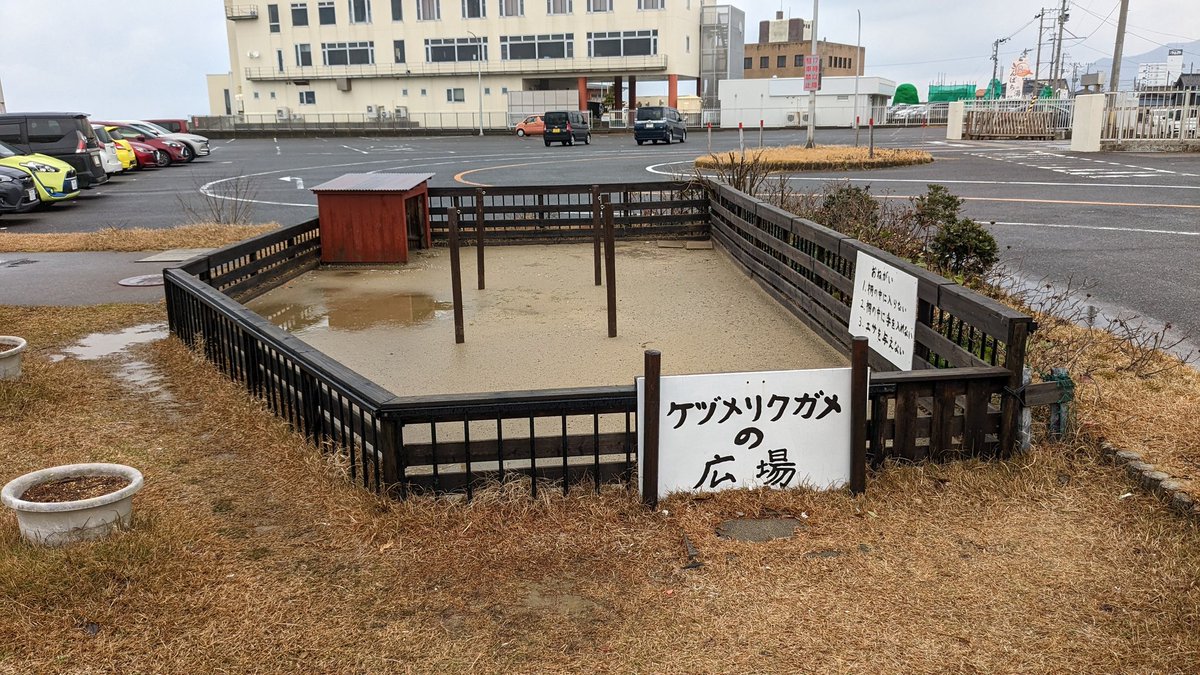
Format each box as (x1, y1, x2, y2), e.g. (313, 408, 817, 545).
(983, 79, 1003, 100)
(893, 84, 920, 105)
(927, 84, 976, 102)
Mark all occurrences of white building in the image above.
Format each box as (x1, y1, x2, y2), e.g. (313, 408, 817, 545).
(209, 0, 729, 127)
(1136, 49, 1185, 89)
(718, 76, 894, 129)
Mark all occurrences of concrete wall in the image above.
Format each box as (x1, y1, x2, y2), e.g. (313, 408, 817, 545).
(946, 101, 964, 140)
(719, 76, 893, 128)
(1070, 94, 1104, 152)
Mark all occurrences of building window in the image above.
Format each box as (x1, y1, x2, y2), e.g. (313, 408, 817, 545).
(268, 4, 280, 31)
(759, 56, 768, 69)
(501, 86, 508, 93)
(462, 0, 484, 17)
(402, 88, 408, 95)
(349, 0, 371, 22)
(276, 49, 284, 71)
(484, 87, 491, 94)
(318, 0, 336, 22)
(270, 91, 277, 99)
(637, 0, 664, 8)
(393, 39, 406, 62)
(447, 88, 465, 102)
(299, 91, 316, 105)
(744, 57, 752, 70)
(586, 0, 611, 10)
(420, 88, 427, 95)
(322, 41, 375, 65)
(501, 34, 573, 60)
(253, 92, 260, 99)
(777, 55, 786, 68)
(546, 0, 571, 15)
(425, 36, 488, 62)
(587, 30, 657, 57)
(391, 0, 402, 19)
(499, 0, 523, 16)
(686, 36, 690, 53)
(794, 54, 803, 67)
(291, 2, 309, 25)
(296, 43, 313, 66)
(416, 0, 440, 19)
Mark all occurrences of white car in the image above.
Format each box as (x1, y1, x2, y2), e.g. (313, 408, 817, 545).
(90, 124, 124, 175)
(116, 120, 210, 161)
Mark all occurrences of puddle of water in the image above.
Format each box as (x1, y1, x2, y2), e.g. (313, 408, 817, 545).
(251, 289, 452, 336)
(60, 323, 168, 361)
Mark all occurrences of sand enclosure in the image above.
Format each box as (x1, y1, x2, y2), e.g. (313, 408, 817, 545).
(248, 242, 846, 397)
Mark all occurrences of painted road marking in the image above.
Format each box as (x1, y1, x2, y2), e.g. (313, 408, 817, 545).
(991, 221, 1200, 236)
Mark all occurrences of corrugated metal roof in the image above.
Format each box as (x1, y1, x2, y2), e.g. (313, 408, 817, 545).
(310, 172, 434, 193)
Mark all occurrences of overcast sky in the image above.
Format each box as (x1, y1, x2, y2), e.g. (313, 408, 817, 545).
(1, 0, 1197, 118)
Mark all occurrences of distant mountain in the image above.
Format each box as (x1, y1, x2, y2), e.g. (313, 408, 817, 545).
(1087, 40, 1200, 88)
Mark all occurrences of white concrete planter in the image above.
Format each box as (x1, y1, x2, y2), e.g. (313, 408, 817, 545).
(0, 336, 26, 380)
(1, 463, 144, 547)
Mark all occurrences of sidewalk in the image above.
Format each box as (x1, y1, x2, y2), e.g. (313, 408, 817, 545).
(0, 252, 177, 306)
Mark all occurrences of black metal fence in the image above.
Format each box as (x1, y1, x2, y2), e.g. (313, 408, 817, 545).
(164, 178, 1033, 499)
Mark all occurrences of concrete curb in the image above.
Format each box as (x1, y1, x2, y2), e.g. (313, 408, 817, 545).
(1101, 441, 1199, 520)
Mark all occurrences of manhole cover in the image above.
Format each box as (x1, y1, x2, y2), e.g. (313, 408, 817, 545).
(715, 517, 802, 542)
(118, 274, 164, 287)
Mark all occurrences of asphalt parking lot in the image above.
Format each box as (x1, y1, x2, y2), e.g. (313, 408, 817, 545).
(3, 127, 1199, 349)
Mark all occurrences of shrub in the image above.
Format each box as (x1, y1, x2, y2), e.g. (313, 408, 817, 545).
(930, 217, 999, 279)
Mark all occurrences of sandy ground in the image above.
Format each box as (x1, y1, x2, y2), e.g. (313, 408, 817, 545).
(248, 242, 846, 397)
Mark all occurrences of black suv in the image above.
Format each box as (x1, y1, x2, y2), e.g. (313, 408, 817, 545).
(634, 106, 687, 145)
(0, 113, 108, 189)
(543, 110, 591, 146)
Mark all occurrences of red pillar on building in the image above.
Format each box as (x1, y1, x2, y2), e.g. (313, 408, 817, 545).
(578, 76, 588, 111)
(628, 76, 638, 123)
(613, 76, 624, 111)
(667, 74, 678, 109)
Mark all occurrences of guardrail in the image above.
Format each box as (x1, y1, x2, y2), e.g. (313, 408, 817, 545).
(164, 179, 1033, 499)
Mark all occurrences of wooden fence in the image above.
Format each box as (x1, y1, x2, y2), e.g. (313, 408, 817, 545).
(708, 181, 1033, 461)
(164, 179, 1034, 498)
(426, 181, 708, 244)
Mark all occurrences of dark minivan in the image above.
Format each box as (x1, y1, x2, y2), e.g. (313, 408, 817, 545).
(0, 113, 108, 188)
(542, 110, 591, 146)
(634, 106, 687, 145)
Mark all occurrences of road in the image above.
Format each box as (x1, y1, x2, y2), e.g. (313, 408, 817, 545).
(2, 127, 1198, 346)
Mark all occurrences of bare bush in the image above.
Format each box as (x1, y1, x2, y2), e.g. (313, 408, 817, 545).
(176, 172, 261, 225)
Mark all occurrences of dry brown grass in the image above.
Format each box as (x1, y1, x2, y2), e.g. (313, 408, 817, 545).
(695, 145, 933, 172)
(0, 222, 278, 253)
(2, 304, 1200, 672)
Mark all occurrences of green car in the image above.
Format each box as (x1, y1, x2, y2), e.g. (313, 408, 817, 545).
(0, 140, 80, 203)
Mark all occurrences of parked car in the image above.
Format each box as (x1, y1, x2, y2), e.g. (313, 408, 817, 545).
(0, 165, 40, 215)
(147, 118, 192, 134)
(543, 111, 591, 146)
(0, 112, 108, 188)
(515, 115, 544, 137)
(90, 124, 124, 175)
(0, 140, 80, 203)
(105, 126, 166, 168)
(94, 121, 189, 165)
(118, 120, 210, 161)
(633, 106, 687, 145)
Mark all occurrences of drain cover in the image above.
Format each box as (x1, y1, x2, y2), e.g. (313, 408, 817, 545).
(715, 517, 802, 542)
(118, 274, 164, 287)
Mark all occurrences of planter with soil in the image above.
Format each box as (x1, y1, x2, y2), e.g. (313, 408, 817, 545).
(1, 463, 144, 546)
(0, 336, 27, 380)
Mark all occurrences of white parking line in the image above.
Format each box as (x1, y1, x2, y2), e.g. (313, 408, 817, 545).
(991, 221, 1200, 237)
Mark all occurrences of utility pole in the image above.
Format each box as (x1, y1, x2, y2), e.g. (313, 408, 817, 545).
(467, 30, 484, 136)
(804, 0, 819, 148)
(1109, 0, 1130, 92)
(1034, 10, 1046, 89)
(1050, 0, 1069, 90)
(991, 37, 1010, 98)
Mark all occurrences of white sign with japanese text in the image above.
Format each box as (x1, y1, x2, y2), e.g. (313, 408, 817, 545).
(637, 368, 853, 500)
(849, 251, 919, 371)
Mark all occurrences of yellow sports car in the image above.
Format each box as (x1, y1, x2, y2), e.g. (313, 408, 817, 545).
(0, 140, 80, 203)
